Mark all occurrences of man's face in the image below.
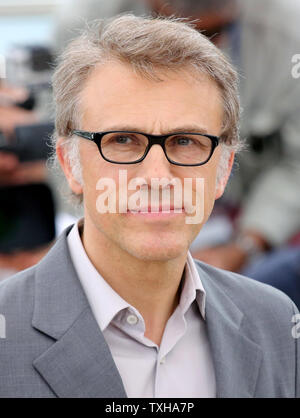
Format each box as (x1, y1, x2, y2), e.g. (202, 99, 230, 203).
(63, 62, 232, 261)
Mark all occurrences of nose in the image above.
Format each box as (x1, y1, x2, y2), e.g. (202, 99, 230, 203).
(137, 144, 174, 182)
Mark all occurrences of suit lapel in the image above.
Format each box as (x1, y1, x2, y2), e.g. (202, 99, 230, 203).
(33, 307, 127, 398)
(196, 261, 263, 398)
(32, 226, 127, 398)
(205, 301, 262, 398)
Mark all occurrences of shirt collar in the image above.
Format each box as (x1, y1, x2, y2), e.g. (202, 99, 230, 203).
(183, 251, 206, 319)
(67, 219, 206, 331)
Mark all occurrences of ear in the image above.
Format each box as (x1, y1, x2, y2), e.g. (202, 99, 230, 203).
(215, 151, 235, 200)
(56, 138, 83, 195)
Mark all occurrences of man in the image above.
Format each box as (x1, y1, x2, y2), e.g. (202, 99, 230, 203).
(0, 15, 299, 398)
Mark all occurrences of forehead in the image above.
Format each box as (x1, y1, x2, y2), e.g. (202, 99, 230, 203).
(80, 61, 223, 134)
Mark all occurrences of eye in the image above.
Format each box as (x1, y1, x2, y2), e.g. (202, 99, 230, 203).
(167, 134, 211, 151)
(112, 135, 134, 144)
(172, 136, 194, 146)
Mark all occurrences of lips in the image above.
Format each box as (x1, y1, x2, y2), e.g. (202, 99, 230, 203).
(128, 205, 183, 213)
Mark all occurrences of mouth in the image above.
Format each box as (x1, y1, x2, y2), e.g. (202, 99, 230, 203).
(125, 205, 186, 221)
(127, 205, 184, 214)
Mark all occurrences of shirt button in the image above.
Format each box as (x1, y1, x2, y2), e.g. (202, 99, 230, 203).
(160, 356, 166, 364)
(126, 314, 138, 325)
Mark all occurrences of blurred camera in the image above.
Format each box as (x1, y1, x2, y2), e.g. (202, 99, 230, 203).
(0, 122, 54, 162)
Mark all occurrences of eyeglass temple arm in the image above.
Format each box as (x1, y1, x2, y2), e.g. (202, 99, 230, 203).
(72, 130, 95, 141)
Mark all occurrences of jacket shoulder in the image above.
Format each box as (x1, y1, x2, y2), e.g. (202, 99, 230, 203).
(0, 266, 37, 331)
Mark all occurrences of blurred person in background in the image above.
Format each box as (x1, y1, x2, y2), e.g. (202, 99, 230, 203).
(231, 0, 300, 309)
(0, 80, 56, 280)
(0, 149, 50, 280)
(0, 151, 53, 280)
(0, 21, 80, 280)
(0, 81, 45, 279)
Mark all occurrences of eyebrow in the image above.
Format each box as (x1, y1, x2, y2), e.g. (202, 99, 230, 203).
(97, 125, 209, 135)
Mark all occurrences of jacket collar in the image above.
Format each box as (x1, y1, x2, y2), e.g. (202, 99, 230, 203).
(32, 225, 262, 398)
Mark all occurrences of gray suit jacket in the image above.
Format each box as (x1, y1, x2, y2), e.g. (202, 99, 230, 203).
(0, 225, 299, 398)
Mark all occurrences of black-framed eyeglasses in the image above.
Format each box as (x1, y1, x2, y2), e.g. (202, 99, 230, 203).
(72, 130, 220, 167)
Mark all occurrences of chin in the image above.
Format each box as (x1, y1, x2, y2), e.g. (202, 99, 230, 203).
(121, 236, 188, 262)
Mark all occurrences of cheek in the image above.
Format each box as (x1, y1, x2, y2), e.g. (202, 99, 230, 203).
(204, 171, 218, 199)
(81, 166, 122, 222)
(203, 173, 218, 215)
(80, 146, 115, 192)
(188, 167, 218, 217)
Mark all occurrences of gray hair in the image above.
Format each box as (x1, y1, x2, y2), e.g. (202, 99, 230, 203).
(49, 13, 243, 206)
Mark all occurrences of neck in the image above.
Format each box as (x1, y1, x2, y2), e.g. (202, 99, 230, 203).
(80, 217, 188, 345)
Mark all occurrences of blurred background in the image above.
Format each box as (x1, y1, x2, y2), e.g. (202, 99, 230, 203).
(0, 0, 299, 307)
